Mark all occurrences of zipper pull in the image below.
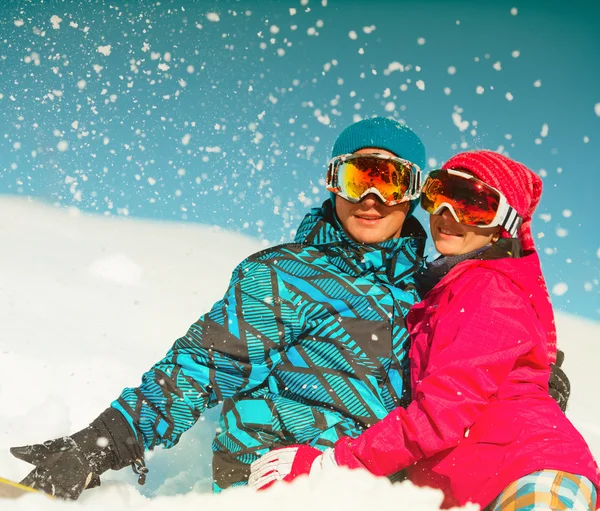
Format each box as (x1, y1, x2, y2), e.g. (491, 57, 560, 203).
(131, 458, 149, 486)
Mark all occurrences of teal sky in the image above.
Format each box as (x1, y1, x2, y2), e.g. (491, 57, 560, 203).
(0, 0, 598, 318)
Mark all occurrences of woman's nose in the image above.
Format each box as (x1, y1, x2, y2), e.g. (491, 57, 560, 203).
(440, 208, 458, 223)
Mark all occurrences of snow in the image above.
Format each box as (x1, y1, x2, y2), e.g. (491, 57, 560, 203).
(97, 45, 112, 56)
(552, 282, 569, 296)
(50, 15, 62, 30)
(595, 103, 600, 117)
(0, 198, 598, 510)
(452, 109, 469, 132)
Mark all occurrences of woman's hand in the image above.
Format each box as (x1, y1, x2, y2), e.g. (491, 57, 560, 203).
(248, 445, 337, 490)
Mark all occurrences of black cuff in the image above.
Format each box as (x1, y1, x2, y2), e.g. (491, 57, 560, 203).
(90, 407, 144, 470)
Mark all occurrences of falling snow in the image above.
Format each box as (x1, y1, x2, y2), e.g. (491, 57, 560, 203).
(552, 282, 569, 296)
(50, 14, 62, 29)
(97, 45, 112, 56)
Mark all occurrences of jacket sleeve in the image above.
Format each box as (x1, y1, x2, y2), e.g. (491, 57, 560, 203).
(111, 259, 300, 450)
(334, 269, 543, 475)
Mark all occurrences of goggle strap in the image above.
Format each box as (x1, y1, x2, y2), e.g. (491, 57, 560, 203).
(500, 206, 522, 237)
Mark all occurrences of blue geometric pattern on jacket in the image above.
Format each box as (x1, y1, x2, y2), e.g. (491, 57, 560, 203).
(112, 199, 425, 490)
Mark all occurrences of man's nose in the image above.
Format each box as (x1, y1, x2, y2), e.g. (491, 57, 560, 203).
(360, 193, 381, 207)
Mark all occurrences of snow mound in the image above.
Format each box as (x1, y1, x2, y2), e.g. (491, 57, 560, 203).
(0, 198, 597, 510)
(89, 254, 143, 286)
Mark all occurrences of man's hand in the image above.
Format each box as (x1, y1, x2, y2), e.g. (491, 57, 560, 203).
(10, 407, 144, 500)
(11, 430, 108, 500)
(549, 349, 570, 412)
(248, 445, 336, 490)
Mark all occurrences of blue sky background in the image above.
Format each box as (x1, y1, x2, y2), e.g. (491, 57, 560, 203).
(0, 0, 598, 318)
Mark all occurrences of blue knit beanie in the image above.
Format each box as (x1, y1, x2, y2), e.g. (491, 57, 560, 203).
(331, 117, 426, 168)
(331, 116, 426, 215)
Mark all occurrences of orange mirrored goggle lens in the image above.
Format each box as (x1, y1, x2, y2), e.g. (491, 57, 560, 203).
(334, 156, 413, 204)
(420, 169, 500, 226)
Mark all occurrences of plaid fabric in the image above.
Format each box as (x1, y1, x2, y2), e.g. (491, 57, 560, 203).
(489, 470, 597, 511)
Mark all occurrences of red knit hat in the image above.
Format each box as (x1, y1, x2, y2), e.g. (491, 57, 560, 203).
(441, 150, 542, 252)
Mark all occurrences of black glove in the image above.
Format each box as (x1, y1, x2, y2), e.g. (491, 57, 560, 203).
(10, 407, 145, 500)
(549, 349, 570, 412)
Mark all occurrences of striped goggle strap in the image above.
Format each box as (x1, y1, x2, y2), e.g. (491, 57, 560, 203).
(499, 206, 523, 237)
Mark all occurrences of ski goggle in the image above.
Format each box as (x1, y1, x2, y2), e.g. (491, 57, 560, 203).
(420, 169, 522, 237)
(326, 153, 421, 206)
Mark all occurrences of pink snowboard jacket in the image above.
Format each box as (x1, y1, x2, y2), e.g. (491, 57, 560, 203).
(334, 252, 599, 509)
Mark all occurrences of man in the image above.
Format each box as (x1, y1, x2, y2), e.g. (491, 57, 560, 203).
(10, 117, 427, 498)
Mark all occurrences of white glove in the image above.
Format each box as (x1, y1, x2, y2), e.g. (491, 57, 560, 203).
(248, 446, 337, 490)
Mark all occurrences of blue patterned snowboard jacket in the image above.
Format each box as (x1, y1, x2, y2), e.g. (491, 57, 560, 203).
(113, 200, 425, 490)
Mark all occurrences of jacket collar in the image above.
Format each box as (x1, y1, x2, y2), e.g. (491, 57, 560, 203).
(415, 238, 522, 296)
(294, 200, 426, 285)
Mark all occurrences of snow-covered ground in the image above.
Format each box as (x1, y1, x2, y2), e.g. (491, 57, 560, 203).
(0, 197, 598, 510)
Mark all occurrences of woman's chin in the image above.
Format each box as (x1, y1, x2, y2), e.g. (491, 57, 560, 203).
(433, 238, 465, 256)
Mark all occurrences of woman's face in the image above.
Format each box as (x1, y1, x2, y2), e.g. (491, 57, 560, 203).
(430, 209, 500, 256)
(335, 148, 410, 244)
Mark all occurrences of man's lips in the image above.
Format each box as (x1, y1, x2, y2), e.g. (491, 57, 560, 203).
(354, 214, 384, 224)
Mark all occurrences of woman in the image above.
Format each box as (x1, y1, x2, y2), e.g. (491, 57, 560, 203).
(10, 117, 430, 498)
(249, 151, 599, 510)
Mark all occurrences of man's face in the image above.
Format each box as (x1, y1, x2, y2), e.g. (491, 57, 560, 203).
(335, 148, 410, 244)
